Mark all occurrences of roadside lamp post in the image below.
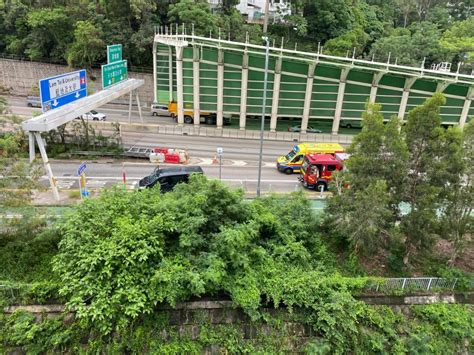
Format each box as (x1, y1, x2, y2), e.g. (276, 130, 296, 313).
(256, 0, 270, 197)
(217, 147, 223, 180)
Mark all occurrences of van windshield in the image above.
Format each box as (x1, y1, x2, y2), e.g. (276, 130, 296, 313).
(285, 149, 296, 161)
(301, 158, 309, 172)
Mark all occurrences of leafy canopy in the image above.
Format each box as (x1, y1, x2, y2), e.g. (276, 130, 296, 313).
(53, 176, 333, 334)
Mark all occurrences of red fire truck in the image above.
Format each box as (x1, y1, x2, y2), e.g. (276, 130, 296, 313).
(299, 153, 349, 191)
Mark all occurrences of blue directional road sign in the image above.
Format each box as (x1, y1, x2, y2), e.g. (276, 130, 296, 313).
(77, 162, 87, 176)
(39, 70, 87, 112)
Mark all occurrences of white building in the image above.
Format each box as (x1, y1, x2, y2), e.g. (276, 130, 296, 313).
(210, 0, 291, 23)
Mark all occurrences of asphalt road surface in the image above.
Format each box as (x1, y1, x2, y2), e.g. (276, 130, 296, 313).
(45, 159, 309, 194)
(6, 95, 321, 194)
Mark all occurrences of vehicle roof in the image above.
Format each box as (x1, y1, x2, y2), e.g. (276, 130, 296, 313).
(294, 143, 344, 153)
(305, 153, 340, 164)
(154, 166, 203, 177)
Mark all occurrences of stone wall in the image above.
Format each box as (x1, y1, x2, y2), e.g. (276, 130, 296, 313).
(3, 295, 473, 353)
(0, 59, 155, 105)
(6, 293, 473, 320)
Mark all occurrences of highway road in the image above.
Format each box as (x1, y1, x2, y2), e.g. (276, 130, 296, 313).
(5, 95, 323, 194)
(45, 159, 308, 194)
(6, 95, 309, 160)
(7, 95, 167, 125)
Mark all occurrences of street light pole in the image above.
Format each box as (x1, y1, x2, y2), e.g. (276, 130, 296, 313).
(256, 0, 270, 197)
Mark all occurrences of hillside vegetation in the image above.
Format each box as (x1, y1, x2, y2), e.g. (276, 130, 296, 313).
(0, 89, 473, 351)
(0, 0, 472, 74)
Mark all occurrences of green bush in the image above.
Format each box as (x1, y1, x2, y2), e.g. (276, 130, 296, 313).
(0, 215, 60, 283)
(52, 176, 335, 334)
(1, 177, 472, 353)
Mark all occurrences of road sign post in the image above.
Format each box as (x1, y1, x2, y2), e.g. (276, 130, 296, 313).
(39, 70, 87, 112)
(217, 147, 223, 181)
(77, 162, 88, 198)
(107, 44, 122, 64)
(77, 162, 87, 176)
(102, 60, 128, 89)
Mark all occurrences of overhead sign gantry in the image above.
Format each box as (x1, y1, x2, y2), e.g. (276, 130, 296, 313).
(39, 70, 87, 112)
(23, 77, 144, 201)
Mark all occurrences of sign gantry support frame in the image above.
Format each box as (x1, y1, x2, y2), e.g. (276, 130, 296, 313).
(23, 78, 144, 201)
(127, 89, 143, 124)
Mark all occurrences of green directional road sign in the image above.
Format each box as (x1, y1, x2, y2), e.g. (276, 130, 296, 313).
(107, 44, 122, 64)
(102, 60, 128, 89)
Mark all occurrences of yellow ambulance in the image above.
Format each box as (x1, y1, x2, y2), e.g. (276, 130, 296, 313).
(276, 143, 345, 174)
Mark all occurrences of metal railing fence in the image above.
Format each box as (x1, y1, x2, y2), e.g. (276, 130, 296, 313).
(365, 277, 458, 293)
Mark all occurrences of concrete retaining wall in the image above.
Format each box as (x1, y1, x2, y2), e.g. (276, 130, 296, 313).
(0, 59, 154, 106)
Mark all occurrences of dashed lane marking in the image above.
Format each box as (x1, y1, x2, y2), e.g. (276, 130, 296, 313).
(232, 160, 247, 166)
(56, 181, 75, 189)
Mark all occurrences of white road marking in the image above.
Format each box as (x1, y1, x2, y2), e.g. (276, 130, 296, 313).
(86, 180, 107, 188)
(198, 158, 216, 165)
(56, 181, 75, 189)
(232, 160, 247, 166)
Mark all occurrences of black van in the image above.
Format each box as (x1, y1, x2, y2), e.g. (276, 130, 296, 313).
(138, 166, 204, 192)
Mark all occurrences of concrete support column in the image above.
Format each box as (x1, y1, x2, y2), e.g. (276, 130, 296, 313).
(436, 81, 449, 94)
(217, 48, 224, 129)
(153, 43, 157, 104)
(398, 78, 416, 120)
(28, 132, 35, 163)
(331, 68, 350, 135)
(136, 90, 143, 124)
(175, 46, 184, 125)
(459, 88, 473, 128)
(369, 72, 384, 104)
(301, 62, 317, 133)
(128, 92, 132, 123)
(193, 46, 200, 126)
(239, 51, 249, 130)
(270, 56, 282, 132)
(34, 132, 60, 201)
(168, 47, 173, 103)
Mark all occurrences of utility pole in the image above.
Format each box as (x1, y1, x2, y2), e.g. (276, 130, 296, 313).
(256, 0, 270, 197)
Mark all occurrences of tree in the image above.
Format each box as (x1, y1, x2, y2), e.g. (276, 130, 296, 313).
(400, 93, 446, 266)
(346, 104, 408, 204)
(67, 21, 104, 70)
(168, 0, 219, 37)
(326, 180, 393, 255)
(446, 0, 474, 20)
(438, 121, 474, 264)
(25, 8, 72, 61)
(0, 96, 8, 114)
(303, 0, 355, 43)
(218, 0, 239, 15)
(0, 132, 43, 207)
(370, 22, 447, 66)
(395, 0, 415, 27)
(440, 18, 474, 72)
(324, 27, 369, 57)
(426, 5, 453, 31)
(53, 175, 330, 334)
(325, 104, 408, 255)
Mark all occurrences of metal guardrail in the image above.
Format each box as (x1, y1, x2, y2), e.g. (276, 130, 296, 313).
(365, 278, 458, 293)
(0, 284, 21, 300)
(1, 278, 463, 298)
